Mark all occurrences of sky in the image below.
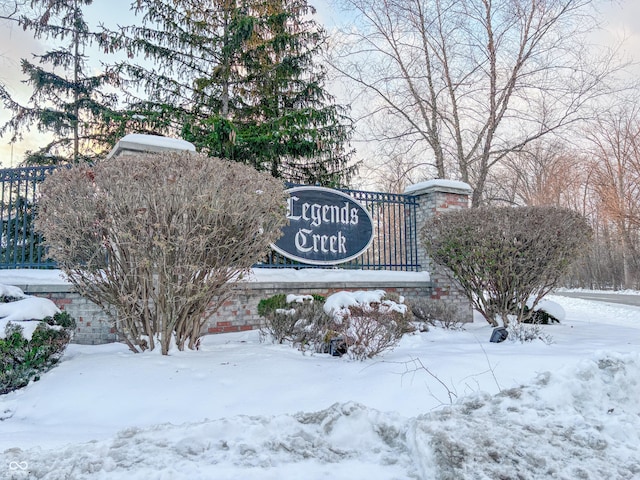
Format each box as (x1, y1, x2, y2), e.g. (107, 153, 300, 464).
(0, 0, 639, 167)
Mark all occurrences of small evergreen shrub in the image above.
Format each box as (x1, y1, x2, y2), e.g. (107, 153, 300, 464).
(0, 312, 76, 395)
(257, 294, 288, 318)
(259, 294, 333, 348)
(522, 306, 561, 324)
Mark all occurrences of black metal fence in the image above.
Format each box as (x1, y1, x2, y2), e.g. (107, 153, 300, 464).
(0, 166, 57, 269)
(261, 186, 420, 271)
(0, 166, 420, 271)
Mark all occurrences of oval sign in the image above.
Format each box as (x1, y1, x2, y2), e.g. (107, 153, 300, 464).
(272, 186, 374, 265)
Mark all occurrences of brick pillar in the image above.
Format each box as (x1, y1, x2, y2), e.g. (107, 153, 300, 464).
(405, 180, 473, 321)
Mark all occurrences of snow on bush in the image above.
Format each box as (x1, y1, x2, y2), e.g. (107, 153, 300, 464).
(0, 283, 28, 301)
(527, 298, 567, 322)
(0, 286, 62, 341)
(0, 285, 76, 394)
(258, 290, 413, 359)
(324, 290, 413, 360)
(0, 296, 60, 324)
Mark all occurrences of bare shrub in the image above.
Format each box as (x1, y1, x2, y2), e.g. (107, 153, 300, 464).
(338, 302, 414, 360)
(410, 298, 465, 330)
(507, 323, 554, 345)
(35, 152, 287, 354)
(422, 206, 592, 327)
(259, 291, 415, 359)
(260, 309, 299, 345)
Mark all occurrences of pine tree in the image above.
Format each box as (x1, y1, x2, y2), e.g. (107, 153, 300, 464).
(0, 0, 122, 164)
(111, 0, 356, 186)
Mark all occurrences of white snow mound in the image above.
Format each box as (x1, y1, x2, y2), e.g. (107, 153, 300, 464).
(5, 352, 639, 479)
(0, 296, 60, 322)
(0, 283, 27, 299)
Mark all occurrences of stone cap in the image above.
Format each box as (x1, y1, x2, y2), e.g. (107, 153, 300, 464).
(106, 134, 196, 159)
(405, 179, 472, 196)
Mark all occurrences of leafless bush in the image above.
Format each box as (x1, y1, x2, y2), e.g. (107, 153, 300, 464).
(422, 206, 592, 327)
(35, 152, 287, 354)
(340, 303, 414, 360)
(410, 298, 465, 330)
(507, 323, 554, 345)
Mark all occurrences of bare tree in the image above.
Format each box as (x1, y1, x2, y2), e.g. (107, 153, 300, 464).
(489, 140, 588, 209)
(331, 0, 622, 206)
(586, 105, 640, 288)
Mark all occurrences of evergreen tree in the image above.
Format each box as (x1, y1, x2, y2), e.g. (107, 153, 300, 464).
(0, 0, 122, 164)
(111, 0, 356, 186)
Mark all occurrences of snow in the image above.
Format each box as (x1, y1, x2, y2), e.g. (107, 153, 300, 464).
(0, 269, 69, 287)
(285, 294, 314, 303)
(0, 284, 27, 299)
(249, 268, 431, 283)
(528, 297, 566, 321)
(323, 290, 408, 319)
(0, 297, 60, 323)
(324, 289, 387, 314)
(404, 179, 473, 194)
(0, 293, 61, 340)
(1, 273, 640, 479)
(0, 268, 430, 285)
(117, 134, 196, 152)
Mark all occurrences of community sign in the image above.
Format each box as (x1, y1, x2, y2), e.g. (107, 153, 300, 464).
(272, 186, 374, 265)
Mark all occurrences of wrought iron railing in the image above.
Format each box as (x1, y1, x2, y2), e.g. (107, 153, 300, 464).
(259, 186, 420, 271)
(0, 166, 420, 271)
(0, 166, 57, 269)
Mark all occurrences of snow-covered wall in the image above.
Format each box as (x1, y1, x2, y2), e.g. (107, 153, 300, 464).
(8, 271, 433, 344)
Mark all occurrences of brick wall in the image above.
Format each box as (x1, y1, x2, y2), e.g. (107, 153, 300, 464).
(21, 285, 117, 345)
(20, 279, 434, 344)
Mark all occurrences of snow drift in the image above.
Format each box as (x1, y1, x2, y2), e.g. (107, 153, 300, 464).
(4, 352, 639, 480)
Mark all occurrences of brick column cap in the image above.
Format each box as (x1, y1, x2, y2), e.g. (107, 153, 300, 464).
(404, 179, 472, 196)
(106, 134, 196, 159)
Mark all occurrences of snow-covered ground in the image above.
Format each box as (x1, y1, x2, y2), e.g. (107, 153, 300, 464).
(1, 276, 640, 479)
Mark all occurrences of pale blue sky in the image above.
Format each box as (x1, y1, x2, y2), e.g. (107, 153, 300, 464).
(0, 0, 638, 166)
